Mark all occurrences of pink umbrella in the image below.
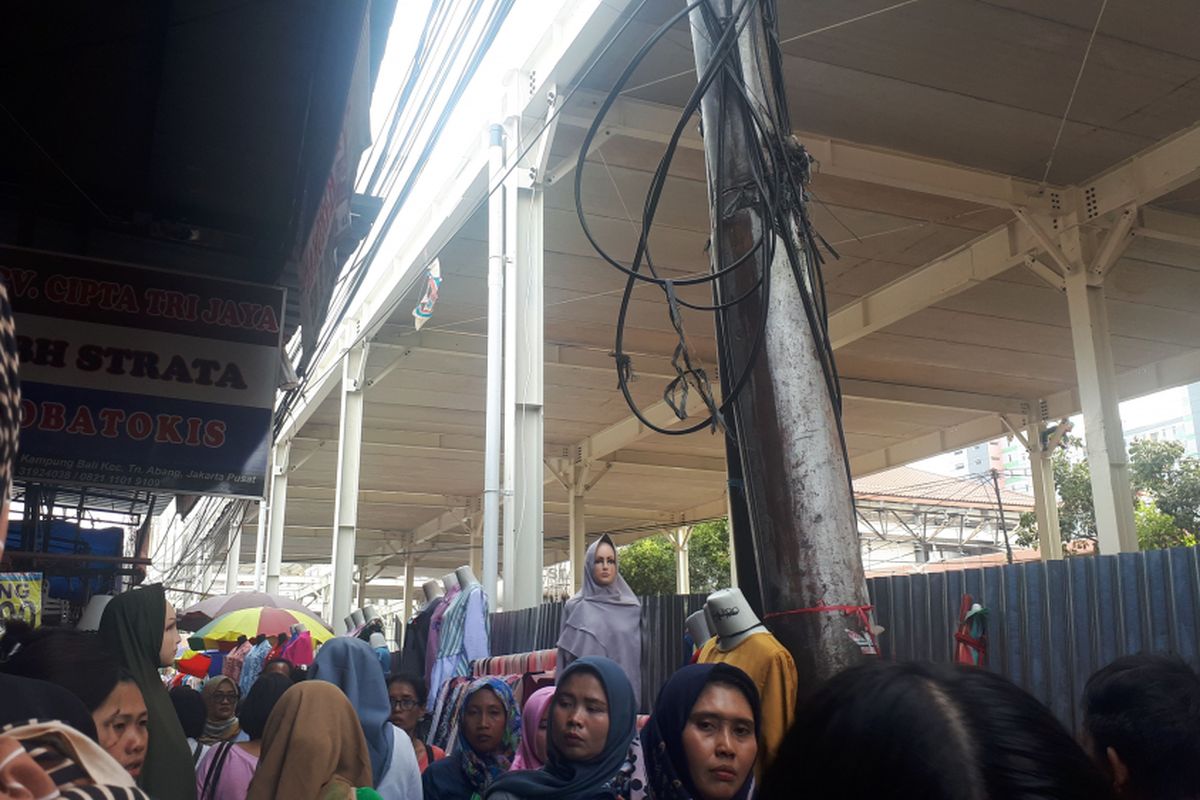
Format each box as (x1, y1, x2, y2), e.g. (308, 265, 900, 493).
(178, 590, 324, 631)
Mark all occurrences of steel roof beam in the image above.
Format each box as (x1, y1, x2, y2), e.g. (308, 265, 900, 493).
(555, 91, 1058, 211)
(851, 349, 1200, 477)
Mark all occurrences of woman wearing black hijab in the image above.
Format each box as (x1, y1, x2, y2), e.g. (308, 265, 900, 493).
(639, 665, 760, 800)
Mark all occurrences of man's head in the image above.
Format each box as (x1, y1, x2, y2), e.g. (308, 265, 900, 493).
(1083, 654, 1200, 799)
(263, 658, 292, 678)
(0, 282, 20, 549)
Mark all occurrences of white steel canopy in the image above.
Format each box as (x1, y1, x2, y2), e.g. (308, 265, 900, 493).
(247, 0, 1200, 610)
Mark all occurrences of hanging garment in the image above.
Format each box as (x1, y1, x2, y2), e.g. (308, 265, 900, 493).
(697, 632, 796, 770)
(281, 630, 315, 667)
(221, 641, 253, 684)
(239, 639, 272, 697)
(429, 584, 489, 712)
(426, 588, 459, 689)
(557, 535, 643, 706)
(400, 598, 442, 677)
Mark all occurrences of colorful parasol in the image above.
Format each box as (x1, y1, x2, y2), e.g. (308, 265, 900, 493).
(194, 606, 333, 645)
(178, 591, 325, 632)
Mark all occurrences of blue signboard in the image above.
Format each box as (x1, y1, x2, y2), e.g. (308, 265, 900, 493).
(0, 247, 284, 497)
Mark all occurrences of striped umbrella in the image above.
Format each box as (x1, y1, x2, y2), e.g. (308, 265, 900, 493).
(178, 591, 325, 631)
(194, 606, 334, 645)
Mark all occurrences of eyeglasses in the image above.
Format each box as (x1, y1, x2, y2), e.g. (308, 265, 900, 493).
(213, 693, 238, 703)
(390, 698, 419, 710)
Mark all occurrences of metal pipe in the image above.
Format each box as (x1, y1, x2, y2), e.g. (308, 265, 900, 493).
(483, 123, 505, 607)
(252, 497, 268, 591)
(265, 441, 291, 595)
(224, 509, 242, 594)
(502, 116, 519, 609)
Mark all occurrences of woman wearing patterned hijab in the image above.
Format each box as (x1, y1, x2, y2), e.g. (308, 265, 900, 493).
(423, 677, 522, 800)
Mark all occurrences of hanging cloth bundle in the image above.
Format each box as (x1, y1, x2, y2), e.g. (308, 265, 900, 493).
(953, 594, 988, 667)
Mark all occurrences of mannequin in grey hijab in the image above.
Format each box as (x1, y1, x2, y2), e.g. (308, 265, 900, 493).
(556, 534, 643, 705)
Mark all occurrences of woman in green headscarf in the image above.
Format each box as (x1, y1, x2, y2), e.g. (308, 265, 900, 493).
(99, 583, 197, 800)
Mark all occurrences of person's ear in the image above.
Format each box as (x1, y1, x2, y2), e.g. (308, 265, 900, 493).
(1106, 746, 1131, 794)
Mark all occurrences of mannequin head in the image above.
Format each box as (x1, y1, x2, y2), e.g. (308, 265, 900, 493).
(350, 609, 366, 628)
(686, 609, 712, 647)
(344, 615, 355, 633)
(456, 565, 480, 588)
(363, 605, 381, 626)
(442, 572, 461, 594)
(422, 579, 444, 604)
(705, 588, 765, 650)
(592, 537, 618, 587)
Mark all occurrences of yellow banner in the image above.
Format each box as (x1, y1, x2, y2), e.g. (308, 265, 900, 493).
(0, 573, 43, 627)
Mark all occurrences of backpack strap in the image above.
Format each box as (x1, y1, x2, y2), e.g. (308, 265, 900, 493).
(200, 741, 235, 800)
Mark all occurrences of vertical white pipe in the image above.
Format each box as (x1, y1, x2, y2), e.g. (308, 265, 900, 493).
(483, 124, 505, 608)
(252, 497, 268, 591)
(502, 119, 519, 610)
(266, 441, 291, 596)
(224, 511, 242, 595)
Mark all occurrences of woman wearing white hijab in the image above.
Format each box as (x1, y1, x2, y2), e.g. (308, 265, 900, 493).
(557, 534, 643, 706)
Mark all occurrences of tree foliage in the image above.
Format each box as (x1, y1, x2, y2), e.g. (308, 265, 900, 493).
(1129, 438, 1200, 536)
(1016, 434, 1200, 554)
(688, 519, 732, 595)
(618, 534, 676, 596)
(1135, 499, 1195, 550)
(617, 519, 734, 596)
(1055, 439, 1099, 543)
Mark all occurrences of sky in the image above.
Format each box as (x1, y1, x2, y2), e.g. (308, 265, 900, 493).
(915, 382, 1200, 480)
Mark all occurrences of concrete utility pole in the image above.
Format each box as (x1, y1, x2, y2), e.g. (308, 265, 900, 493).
(686, 0, 871, 689)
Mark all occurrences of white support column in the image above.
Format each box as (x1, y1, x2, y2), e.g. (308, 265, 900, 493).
(1027, 419, 1064, 559)
(330, 341, 369, 624)
(483, 124, 505, 608)
(223, 513, 241, 594)
(671, 526, 693, 595)
(400, 556, 414, 647)
(469, 517, 483, 577)
(265, 440, 291, 595)
(503, 111, 547, 611)
(252, 498, 268, 591)
(568, 469, 587, 593)
(1061, 225, 1137, 554)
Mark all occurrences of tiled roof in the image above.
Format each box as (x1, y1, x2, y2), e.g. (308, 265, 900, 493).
(855, 465, 1036, 512)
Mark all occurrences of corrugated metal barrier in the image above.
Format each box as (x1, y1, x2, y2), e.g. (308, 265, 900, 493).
(490, 546, 1200, 726)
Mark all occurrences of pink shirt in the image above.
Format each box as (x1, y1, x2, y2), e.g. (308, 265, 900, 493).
(196, 743, 258, 800)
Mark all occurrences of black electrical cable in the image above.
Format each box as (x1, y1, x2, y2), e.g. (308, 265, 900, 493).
(574, 0, 848, 449)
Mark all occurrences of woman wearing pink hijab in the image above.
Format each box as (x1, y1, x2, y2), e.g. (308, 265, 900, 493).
(510, 687, 555, 771)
